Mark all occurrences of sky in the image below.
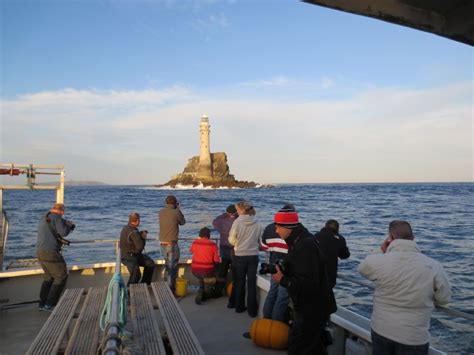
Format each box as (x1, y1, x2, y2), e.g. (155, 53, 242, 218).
(0, 0, 472, 185)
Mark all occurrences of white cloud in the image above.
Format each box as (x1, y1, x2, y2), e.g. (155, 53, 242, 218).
(1, 80, 471, 184)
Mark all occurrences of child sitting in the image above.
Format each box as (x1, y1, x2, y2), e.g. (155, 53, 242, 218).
(190, 227, 220, 304)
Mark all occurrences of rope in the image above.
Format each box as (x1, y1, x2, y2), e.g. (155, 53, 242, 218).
(99, 273, 128, 333)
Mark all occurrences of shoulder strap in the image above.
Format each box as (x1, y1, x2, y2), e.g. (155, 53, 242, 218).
(45, 212, 70, 247)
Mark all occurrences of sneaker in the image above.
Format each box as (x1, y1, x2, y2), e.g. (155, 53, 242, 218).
(41, 305, 55, 312)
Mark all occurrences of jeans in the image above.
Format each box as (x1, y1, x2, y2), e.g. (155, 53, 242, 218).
(233, 255, 258, 316)
(121, 253, 155, 286)
(372, 329, 429, 355)
(263, 278, 289, 321)
(38, 250, 68, 307)
(161, 243, 180, 291)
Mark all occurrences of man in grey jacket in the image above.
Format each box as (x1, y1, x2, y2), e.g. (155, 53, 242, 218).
(358, 220, 451, 355)
(158, 195, 186, 293)
(37, 203, 75, 311)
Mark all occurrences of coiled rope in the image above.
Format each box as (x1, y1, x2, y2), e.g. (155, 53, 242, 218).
(99, 272, 128, 333)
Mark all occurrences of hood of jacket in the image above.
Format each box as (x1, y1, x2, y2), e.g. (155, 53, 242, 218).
(285, 224, 312, 249)
(386, 239, 420, 253)
(237, 214, 259, 226)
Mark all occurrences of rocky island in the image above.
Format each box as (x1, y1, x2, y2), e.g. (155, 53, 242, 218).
(159, 116, 259, 188)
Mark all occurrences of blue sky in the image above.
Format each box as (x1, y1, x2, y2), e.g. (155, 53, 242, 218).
(1, 0, 472, 184)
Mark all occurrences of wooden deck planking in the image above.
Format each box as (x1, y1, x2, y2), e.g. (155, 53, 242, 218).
(64, 286, 107, 355)
(26, 288, 84, 355)
(151, 281, 204, 355)
(129, 283, 166, 355)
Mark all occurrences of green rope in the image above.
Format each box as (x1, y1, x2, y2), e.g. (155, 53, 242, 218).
(99, 272, 128, 333)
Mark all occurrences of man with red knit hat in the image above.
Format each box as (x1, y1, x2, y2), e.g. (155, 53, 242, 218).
(272, 208, 336, 354)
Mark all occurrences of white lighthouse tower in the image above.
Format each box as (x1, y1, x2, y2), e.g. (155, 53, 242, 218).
(197, 115, 213, 179)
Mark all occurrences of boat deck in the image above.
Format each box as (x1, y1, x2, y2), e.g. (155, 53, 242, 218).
(0, 288, 283, 355)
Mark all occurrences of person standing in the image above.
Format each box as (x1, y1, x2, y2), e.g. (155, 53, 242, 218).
(272, 208, 336, 354)
(120, 212, 155, 286)
(190, 227, 220, 305)
(158, 195, 186, 293)
(260, 204, 293, 322)
(315, 219, 350, 289)
(358, 220, 451, 355)
(37, 203, 75, 311)
(212, 204, 238, 296)
(228, 201, 263, 317)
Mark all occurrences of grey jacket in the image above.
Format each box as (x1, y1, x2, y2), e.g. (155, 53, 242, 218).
(158, 204, 186, 242)
(37, 212, 73, 252)
(228, 215, 263, 256)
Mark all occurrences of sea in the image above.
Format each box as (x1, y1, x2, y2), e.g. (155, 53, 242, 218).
(2, 183, 473, 354)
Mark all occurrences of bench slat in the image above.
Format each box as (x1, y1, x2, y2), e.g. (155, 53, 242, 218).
(151, 282, 204, 355)
(26, 288, 84, 355)
(65, 287, 107, 355)
(130, 283, 166, 355)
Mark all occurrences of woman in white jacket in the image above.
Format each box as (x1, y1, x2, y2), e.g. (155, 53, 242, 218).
(228, 201, 263, 317)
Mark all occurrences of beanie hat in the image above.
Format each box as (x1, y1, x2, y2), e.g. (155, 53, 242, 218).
(199, 227, 211, 238)
(226, 204, 237, 214)
(274, 207, 299, 229)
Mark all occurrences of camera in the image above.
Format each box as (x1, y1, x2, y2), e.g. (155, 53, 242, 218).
(70, 224, 76, 231)
(259, 259, 287, 275)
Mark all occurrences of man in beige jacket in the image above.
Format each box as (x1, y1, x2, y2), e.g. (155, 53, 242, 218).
(358, 220, 451, 355)
(158, 195, 186, 293)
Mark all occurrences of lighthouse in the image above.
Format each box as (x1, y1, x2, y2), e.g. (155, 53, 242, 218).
(197, 115, 213, 179)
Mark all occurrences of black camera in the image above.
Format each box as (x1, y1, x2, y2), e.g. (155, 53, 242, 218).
(70, 224, 76, 231)
(58, 236, 71, 246)
(259, 259, 287, 275)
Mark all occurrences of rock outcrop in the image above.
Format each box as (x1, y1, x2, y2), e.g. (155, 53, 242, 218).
(160, 152, 258, 188)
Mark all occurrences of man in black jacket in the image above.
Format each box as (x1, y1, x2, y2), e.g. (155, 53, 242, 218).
(272, 209, 336, 354)
(315, 219, 350, 289)
(120, 212, 155, 286)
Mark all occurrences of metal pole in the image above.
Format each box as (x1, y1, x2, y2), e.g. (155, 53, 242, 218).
(57, 169, 64, 204)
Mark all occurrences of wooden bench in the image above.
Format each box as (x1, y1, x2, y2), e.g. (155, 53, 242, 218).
(151, 281, 204, 355)
(26, 288, 84, 355)
(64, 286, 107, 355)
(129, 283, 166, 355)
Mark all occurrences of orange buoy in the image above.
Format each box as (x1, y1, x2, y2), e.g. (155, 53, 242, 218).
(226, 281, 233, 297)
(250, 318, 289, 350)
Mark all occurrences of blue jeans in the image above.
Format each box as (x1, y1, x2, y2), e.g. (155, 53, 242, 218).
(263, 278, 289, 321)
(233, 255, 258, 316)
(372, 329, 429, 355)
(161, 244, 180, 291)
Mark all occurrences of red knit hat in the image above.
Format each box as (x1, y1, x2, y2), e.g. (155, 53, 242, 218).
(274, 208, 299, 229)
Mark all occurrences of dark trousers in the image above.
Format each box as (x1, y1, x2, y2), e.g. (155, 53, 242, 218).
(216, 257, 233, 295)
(193, 270, 216, 300)
(372, 329, 429, 355)
(288, 307, 326, 355)
(233, 255, 258, 316)
(38, 250, 68, 307)
(122, 253, 155, 286)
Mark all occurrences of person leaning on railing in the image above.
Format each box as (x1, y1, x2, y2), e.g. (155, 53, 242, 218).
(36, 202, 75, 312)
(358, 220, 451, 355)
(120, 212, 155, 286)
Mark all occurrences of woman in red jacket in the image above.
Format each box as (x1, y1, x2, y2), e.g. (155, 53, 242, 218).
(190, 227, 219, 304)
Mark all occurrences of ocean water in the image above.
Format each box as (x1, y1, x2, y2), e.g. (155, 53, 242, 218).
(2, 183, 473, 354)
